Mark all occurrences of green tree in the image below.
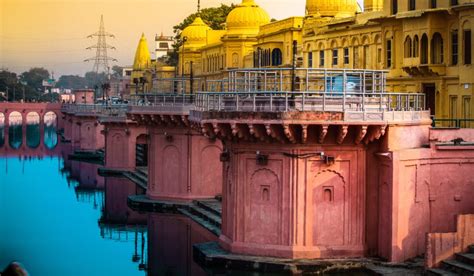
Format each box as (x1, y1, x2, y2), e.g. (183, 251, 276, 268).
(84, 71, 107, 88)
(56, 75, 87, 90)
(19, 67, 50, 92)
(111, 65, 123, 78)
(167, 4, 236, 66)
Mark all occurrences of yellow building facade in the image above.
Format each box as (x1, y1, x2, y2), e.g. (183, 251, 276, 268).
(169, 0, 473, 123)
(301, 0, 474, 123)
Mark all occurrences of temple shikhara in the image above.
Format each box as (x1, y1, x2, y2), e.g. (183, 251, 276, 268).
(1, 0, 473, 274)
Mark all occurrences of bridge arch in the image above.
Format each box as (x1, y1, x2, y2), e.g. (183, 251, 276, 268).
(44, 111, 58, 149)
(0, 112, 4, 147)
(44, 111, 58, 127)
(8, 111, 23, 149)
(26, 112, 41, 149)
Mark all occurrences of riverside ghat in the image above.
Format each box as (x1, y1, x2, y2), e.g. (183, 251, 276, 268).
(39, 67, 473, 274)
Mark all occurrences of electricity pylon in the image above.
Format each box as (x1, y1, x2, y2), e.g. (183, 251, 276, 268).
(85, 15, 117, 74)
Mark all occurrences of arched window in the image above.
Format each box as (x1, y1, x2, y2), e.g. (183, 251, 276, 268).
(404, 36, 412, 58)
(413, 35, 419, 57)
(463, 20, 472, 65)
(421, 34, 429, 64)
(431, 32, 444, 64)
(392, 0, 398, 14)
(271, 48, 283, 66)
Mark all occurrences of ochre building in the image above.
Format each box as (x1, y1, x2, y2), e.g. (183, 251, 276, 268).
(131, 0, 473, 123)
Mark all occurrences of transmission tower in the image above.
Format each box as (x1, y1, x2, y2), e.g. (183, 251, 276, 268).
(85, 15, 117, 74)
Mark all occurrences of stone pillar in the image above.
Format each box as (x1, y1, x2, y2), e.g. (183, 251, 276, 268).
(78, 117, 104, 150)
(147, 126, 223, 201)
(63, 115, 73, 141)
(220, 141, 367, 259)
(71, 117, 81, 148)
(103, 122, 147, 171)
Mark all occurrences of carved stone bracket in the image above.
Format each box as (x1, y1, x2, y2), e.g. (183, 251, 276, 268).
(319, 125, 329, 144)
(337, 125, 349, 145)
(355, 125, 368, 145)
(301, 125, 308, 144)
(284, 124, 296, 144)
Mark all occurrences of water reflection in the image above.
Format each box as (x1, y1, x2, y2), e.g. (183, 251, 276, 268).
(44, 112, 58, 149)
(1, 112, 58, 150)
(0, 112, 4, 147)
(102, 178, 146, 224)
(26, 112, 40, 149)
(0, 154, 147, 276)
(1, 142, 228, 275)
(147, 214, 217, 276)
(8, 111, 22, 149)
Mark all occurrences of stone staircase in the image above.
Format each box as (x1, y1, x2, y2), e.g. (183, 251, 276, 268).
(178, 197, 222, 236)
(135, 144, 147, 167)
(427, 245, 474, 275)
(123, 167, 148, 190)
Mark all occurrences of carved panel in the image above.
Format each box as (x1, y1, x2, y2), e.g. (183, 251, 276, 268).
(245, 168, 281, 245)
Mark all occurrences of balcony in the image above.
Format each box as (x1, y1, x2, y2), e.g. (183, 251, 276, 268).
(403, 58, 446, 76)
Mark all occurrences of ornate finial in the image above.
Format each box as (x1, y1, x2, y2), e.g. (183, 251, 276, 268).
(197, 0, 201, 14)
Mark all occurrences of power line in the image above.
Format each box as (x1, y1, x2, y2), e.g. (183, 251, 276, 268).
(84, 15, 117, 74)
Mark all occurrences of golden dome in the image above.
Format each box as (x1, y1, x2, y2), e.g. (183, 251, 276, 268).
(306, 0, 358, 18)
(226, 0, 270, 35)
(181, 16, 211, 47)
(133, 33, 151, 70)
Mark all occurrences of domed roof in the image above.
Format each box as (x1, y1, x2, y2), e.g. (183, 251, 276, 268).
(226, 0, 270, 35)
(181, 16, 211, 47)
(306, 0, 358, 18)
(133, 33, 151, 70)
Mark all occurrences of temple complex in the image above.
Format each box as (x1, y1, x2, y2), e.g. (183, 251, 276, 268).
(17, 0, 471, 274)
(129, 0, 473, 125)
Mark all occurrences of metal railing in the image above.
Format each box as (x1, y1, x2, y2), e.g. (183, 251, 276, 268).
(202, 68, 387, 95)
(195, 91, 426, 113)
(62, 104, 128, 117)
(128, 94, 195, 113)
(432, 118, 474, 128)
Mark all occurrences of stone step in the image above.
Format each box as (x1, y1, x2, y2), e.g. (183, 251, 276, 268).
(134, 169, 148, 179)
(426, 268, 460, 276)
(178, 208, 221, 236)
(194, 199, 222, 217)
(124, 172, 147, 190)
(456, 253, 474, 266)
(136, 167, 148, 175)
(441, 259, 474, 275)
(188, 204, 221, 228)
(132, 171, 147, 183)
(469, 245, 474, 254)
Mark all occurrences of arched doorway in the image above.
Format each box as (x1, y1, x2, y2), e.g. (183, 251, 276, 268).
(136, 134, 148, 167)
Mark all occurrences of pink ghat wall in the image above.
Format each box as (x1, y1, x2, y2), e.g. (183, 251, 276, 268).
(147, 126, 223, 201)
(103, 124, 147, 170)
(219, 124, 474, 261)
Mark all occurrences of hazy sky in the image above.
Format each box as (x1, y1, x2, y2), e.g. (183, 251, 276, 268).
(0, 0, 362, 77)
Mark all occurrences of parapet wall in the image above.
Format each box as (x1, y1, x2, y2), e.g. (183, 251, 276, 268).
(380, 126, 474, 262)
(425, 214, 474, 268)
